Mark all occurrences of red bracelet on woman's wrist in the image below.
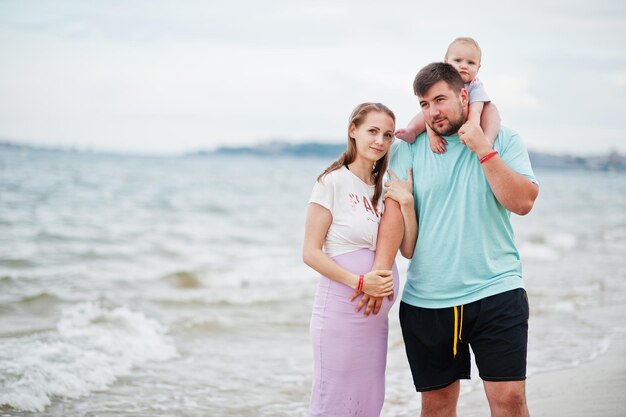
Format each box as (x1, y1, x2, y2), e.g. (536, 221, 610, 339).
(357, 275, 364, 292)
(480, 150, 499, 164)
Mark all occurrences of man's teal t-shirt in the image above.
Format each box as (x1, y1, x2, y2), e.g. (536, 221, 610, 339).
(388, 127, 537, 308)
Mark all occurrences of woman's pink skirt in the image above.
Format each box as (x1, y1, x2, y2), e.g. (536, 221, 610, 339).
(309, 248, 399, 417)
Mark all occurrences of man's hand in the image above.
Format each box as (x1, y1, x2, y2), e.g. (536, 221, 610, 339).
(458, 120, 492, 158)
(384, 169, 414, 208)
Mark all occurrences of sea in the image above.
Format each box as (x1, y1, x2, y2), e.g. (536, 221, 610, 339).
(1, 146, 625, 416)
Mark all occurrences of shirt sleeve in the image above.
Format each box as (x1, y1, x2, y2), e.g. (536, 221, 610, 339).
(495, 127, 538, 184)
(387, 140, 414, 182)
(468, 78, 490, 104)
(308, 172, 335, 212)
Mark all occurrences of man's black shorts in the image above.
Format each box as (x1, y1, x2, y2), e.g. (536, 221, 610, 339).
(399, 288, 529, 392)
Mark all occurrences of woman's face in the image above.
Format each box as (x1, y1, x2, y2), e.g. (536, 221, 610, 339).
(349, 111, 395, 163)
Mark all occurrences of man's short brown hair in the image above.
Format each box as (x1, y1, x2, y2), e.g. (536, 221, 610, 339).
(413, 62, 465, 97)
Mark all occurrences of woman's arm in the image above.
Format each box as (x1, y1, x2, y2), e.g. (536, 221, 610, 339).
(354, 169, 417, 316)
(384, 168, 417, 258)
(302, 203, 394, 297)
(357, 200, 402, 316)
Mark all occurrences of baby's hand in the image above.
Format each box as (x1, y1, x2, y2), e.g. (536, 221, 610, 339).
(395, 128, 417, 144)
(428, 133, 448, 154)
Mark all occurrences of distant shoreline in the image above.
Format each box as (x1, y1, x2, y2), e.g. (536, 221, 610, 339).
(2, 140, 625, 171)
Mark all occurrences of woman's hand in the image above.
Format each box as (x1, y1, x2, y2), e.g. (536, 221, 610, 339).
(384, 169, 413, 208)
(349, 270, 393, 300)
(349, 270, 395, 316)
(360, 270, 394, 297)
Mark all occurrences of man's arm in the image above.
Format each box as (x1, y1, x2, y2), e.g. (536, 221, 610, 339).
(480, 155, 538, 215)
(355, 198, 405, 315)
(459, 121, 538, 215)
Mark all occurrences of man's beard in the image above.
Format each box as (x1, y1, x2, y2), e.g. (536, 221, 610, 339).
(429, 103, 466, 136)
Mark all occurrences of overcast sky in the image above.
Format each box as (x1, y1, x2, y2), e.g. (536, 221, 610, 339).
(1, 0, 625, 155)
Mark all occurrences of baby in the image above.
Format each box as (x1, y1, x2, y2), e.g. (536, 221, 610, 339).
(395, 37, 499, 153)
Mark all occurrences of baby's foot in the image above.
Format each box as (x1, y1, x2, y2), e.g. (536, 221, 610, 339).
(395, 128, 417, 144)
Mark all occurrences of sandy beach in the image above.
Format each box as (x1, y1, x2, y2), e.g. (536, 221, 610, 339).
(459, 336, 626, 416)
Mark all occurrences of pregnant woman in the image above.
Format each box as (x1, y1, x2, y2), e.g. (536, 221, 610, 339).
(303, 102, 417, 417)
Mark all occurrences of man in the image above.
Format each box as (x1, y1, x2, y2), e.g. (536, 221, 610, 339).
(364, 62, 538, 417)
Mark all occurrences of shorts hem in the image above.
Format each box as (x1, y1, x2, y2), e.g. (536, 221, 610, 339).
(480, 375, 527, 382)
(416, 375, 470, 392)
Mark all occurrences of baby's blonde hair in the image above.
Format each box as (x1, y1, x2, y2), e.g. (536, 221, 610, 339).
(444, 37, 482, 63)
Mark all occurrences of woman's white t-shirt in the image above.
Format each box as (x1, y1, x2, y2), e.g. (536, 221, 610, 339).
(308, 166, 384, 258)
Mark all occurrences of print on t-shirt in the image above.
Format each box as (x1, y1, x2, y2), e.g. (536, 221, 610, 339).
(348, 193, 360, 211)
(348, 192, 381, 222)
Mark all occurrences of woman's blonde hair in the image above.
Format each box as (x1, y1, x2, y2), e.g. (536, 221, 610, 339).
(317, 102, 395, 209)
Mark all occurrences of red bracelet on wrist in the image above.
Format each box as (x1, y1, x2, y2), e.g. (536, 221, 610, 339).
(357, 275, 364, 292)
(480, 150, 498, 164)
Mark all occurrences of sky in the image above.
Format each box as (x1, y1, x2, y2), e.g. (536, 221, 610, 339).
(1, 0, 625, 156)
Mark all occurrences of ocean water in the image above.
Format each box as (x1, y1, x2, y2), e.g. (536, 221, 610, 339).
(1, 147, 625, 416)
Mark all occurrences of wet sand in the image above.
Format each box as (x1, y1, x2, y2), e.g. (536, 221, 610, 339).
(459, 336, 626, 416)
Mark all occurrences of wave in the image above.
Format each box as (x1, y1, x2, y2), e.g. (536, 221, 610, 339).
(602, 226, 626, 241)
(150, 285, 311, 308)
(0, 275, 14, 284)
(174, 316, 227, 333)
(527, 280, 605, 315)
(164, 270, 203, 289)
(527, 333, 612, 377)
(518, 232, 578, 261)
(0, 258, 37, 268)
(34, 230, 73, 242)
(0, 302, 178, 412)
(19, 291, 62, 305)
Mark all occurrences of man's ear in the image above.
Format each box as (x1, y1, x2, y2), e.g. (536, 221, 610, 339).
(459, 88, 469, 105)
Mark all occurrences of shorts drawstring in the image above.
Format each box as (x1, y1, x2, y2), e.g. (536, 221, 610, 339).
(453, 305, 464, 357)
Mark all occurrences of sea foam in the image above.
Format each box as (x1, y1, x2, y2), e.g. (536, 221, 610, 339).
(0, 302, 178, 412)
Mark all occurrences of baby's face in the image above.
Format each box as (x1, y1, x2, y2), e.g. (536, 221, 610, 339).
(445, 42, 481, 84)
